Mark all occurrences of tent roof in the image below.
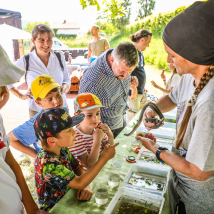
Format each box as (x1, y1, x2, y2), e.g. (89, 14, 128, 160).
(0, 8, 21, 19)
(0, 24, 31, 39)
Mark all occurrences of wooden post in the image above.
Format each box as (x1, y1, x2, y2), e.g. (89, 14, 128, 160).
(18, 39, 24, 57)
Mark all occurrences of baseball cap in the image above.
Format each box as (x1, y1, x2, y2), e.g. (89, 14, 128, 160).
(74, 93, 107, 113)
(31, 75, 61, 99)
(0, 44, 25, 86)
(34, 108, 85, 140)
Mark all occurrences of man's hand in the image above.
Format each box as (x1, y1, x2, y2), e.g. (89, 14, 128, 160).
(77, 185, 93, 201)
(131, 76, 138, 88)
(136, 134, 159, 154)
(93, 128, 105, 142)
(151, 80, 159, 89)
(97, 123, 113, 138)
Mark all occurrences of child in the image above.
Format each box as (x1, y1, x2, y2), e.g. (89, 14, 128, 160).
(8, 74, 66, 158)
(34, 108, 118, 211)
(0, 44, 49, 214)
(69, 93, 114, 169)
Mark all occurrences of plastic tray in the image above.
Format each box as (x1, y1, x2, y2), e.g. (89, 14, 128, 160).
(123, 163, 170, 196)
(104, 186, 165, 214)
(136, 151, 170, 168)
(136, 126, 176, 140)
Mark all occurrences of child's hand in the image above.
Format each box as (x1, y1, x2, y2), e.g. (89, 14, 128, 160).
(93, 128, 105, 142)
(102, 143, 119, 161)
(77, 185, 93, 201)
(97, 123, 113, 137)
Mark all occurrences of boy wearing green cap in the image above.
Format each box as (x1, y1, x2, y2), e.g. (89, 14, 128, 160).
(34, 108, 118, 211)
(8, 74, 66, 158)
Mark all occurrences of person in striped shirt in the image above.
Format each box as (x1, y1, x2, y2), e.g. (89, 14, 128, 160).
(68, 93, 114, 170)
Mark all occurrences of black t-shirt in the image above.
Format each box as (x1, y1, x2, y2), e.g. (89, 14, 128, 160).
(131, 51, 146, 95)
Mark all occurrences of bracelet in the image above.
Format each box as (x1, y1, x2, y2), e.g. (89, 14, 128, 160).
(163, 79, 166, 81)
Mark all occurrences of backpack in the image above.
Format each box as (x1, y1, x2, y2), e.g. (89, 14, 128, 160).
(24, 51, 64, 81)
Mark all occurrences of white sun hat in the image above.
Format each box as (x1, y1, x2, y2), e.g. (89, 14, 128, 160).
(0, 44, 25, 86)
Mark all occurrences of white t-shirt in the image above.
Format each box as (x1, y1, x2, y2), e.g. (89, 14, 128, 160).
(169, 74, 214, 181)
(165, 73, 181, 94)
(8, 50, 71, 112)
(0, 114, 24, 214)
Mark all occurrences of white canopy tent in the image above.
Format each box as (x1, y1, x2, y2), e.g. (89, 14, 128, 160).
(0, 24, 31, 61)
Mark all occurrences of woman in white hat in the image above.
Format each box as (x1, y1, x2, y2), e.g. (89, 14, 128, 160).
(0, 45, 50, 213)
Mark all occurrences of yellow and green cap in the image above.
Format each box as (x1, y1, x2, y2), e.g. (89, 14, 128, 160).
(31, 75, 61, 99)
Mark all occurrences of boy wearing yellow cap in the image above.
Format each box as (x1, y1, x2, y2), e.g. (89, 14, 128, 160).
(69, 93, 114, 170)
(8, 74, 65, 158)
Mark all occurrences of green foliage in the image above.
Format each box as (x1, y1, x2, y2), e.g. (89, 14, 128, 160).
(80, 0, 126, 20)
(62, 35, 116, 48)
(96, 21, 120, 34)
(24, 21, 50, 33)
(55, 34, 77, 39)
(79, 0, 100, 10)
(122, 5, 187, 37)
(136, 0, 155, 21)
(96, 0, 131, 31)
(52, 28, 58, 35)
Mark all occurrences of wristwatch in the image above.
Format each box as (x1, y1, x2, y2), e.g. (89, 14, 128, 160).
(156, 147, 168, 163)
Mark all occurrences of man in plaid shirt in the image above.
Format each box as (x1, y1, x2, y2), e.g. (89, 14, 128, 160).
(79, 42, 139, 138)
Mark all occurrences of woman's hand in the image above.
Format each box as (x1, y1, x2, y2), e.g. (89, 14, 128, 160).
(21, 89, 33, 100)
(136, 133, 159, 153)
(61, 83, 69, 94)
(142, 106, 159, 131)
(161, 69, 166, 80)
(151, 80, 159, 89)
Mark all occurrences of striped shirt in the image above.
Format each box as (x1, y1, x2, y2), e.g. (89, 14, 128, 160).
(68, 126, 108, 170)
(79, 49, 131, 130)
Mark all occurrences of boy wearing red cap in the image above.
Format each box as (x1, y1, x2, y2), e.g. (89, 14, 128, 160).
(69, 93, 114, 170)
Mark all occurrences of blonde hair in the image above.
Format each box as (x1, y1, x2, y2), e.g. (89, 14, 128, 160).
(30, 24, 55, 52)
(176, 62, 214, 149)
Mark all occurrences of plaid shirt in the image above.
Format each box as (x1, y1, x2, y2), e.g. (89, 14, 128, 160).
(79, 49, 131, 130)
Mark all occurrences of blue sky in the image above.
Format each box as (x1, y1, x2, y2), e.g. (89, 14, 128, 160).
(1, 0, 196, 32)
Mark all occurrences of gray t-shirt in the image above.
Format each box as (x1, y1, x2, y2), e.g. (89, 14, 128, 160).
(169, 74, 214, 180)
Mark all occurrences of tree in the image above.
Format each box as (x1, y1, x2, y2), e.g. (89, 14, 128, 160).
(136, 0, 155, 20)
(80, 0, 126, 20)
(24, 21, 50, 33)
(111, 0, 131, 31)
(96, 0, 131, 32)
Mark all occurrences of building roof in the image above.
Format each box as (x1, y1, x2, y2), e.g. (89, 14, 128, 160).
(52, 22, 80, 29)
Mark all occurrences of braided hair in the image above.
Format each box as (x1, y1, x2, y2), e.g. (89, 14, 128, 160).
(176, 62, 214, 149)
